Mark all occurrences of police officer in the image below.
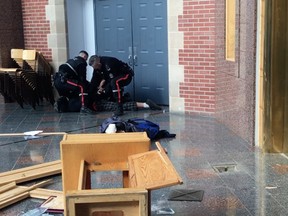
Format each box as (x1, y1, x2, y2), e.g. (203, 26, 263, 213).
(88, 55, 134, 116)
(53, 50, 94, 114)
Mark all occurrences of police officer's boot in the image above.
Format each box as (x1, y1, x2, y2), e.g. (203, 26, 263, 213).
(54, 96, 69, 113)
(114, 103, 124, 116)
(80, 94, 95, 114)
(112, 89, 124, 116)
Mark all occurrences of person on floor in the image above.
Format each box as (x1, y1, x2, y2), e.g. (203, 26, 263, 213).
(88, 55, 134, 116)
(92, 98, 162, 112)
(53, 50, 94, 114)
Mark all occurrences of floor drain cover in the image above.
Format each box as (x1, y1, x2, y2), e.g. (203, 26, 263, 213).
(168, 189, 204, 202)
(212, 164, 237, 173)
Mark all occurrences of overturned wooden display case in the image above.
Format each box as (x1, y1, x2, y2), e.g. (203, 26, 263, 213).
(60, 132, 183, 216)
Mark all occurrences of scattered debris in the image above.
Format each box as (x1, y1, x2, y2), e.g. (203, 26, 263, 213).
(0, 160, 61, 186)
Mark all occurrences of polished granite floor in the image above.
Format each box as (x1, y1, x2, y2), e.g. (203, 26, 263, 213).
(1, 98, 288, 216)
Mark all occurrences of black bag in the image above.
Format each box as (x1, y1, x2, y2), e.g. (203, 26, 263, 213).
(127, 118, 160, 140)
(100, 116, 136, 133)
(100, 117, 176, 140)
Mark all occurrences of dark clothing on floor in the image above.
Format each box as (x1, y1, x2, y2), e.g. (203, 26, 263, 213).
(93, 99, 138, 112)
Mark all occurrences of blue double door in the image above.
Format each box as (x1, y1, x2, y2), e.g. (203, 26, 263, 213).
(94, 0, 168, 105)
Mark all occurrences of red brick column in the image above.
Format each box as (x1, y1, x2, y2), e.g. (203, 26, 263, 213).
(178, 0, 216, 114)
(21, 0, 52, 61)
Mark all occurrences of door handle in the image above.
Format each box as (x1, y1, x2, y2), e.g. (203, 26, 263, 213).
(128, 46, 133, 66)
(133, 46, 138, 66)
(133, 55, 138, 66)
(128, 55, 133, 66)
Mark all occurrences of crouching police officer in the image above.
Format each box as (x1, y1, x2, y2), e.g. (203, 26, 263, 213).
(88, 55, 134, 116)
(53, 50, 94, 114)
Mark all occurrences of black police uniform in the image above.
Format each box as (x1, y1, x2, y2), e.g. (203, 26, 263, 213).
(90, 56, 134, 115)
(54, 55, 90, 112)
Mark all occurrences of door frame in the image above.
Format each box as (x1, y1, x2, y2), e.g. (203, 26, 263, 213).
(256, 0, 288, 153)
(255, 0, 265, 148)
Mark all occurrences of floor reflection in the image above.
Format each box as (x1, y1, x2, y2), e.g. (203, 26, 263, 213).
(0, 99, 287, 215)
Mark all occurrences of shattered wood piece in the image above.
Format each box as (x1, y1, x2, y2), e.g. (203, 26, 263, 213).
(0, 192, 29, 209)
(155, 141, 183, 184)
(10, 187, 64, 211)
(28, 188, 63, 199)
(0, 182, 16, 193)
(0, 179, 52, 203)
(128, 142, 183, 190)
(0, 188, 24, 202)
(0, 131, 67, 137)
(28, 188, 64, 212)
(40, 195, 64, 212)
(0, 179, 52, 210)
(0, 160, 61, 186)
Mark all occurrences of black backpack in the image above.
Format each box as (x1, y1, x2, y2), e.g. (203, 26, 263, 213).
(100, 117, 176, 140)
(100, 116, 136, 133)
(127, 118, 160, 140)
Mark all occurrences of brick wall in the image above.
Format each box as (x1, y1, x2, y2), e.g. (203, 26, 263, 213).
(21, 0, 52, 61)
(177, 0, 256, 144)
(178, 0, 216, 114)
